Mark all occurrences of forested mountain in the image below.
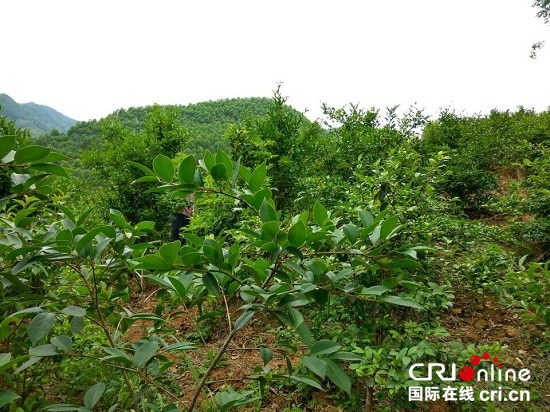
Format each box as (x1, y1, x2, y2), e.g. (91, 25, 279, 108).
(0, 93, 77, 135)
(34, 96, 286, 157)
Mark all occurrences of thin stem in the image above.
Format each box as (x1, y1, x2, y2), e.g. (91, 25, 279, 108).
(186, 252, 286, 411)
(198, 187, 241, 202)
(221, 288, 232, 333)
(303, 250, 384, 258)
(261, 251, 286, 289)
(65, 261, 140, 412)
(187, 327, 240, 412)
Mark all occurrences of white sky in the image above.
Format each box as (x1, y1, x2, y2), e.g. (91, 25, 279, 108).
(2, 0, 549, 122)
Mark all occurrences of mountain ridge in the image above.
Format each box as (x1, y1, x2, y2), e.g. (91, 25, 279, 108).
(0, 93, 77, 135)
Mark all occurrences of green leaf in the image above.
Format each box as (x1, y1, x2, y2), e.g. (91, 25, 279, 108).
(203, 244, 222, 264)
(178, 155, 197, 184)
(369, 225, 381, 245)
(55, 229, 73, 245)
(310, 340, 341, 356)
(380, 215, 399, 240)
(2, 149, 15, 163)
(134, 341, 158, 367)
(109, 209, 126, 228)
(179, 246, 200, 266)
(163, 343, 196, 355)
(101, 347, 132, 365)
(132, 175, 159, 184)
(248, 163, 267, 193)
(342, 224, 359, 243)
(42, 151, 68, 162)
(289, 308, 313, 346)
(56, 204, 76, 223)
(280, 293, 309, 307)
(130, 161, 156, 176)
(231, 157, 241, 185)
(391, 259, 424, 271)
(202, 273, 220, 296)
(253, 188, 272, 209)
(0, 390, 20, 408)
(28, 312, 56, 345)
(70, 316, 84, 333)
(330, 351, 363, 361)
(399, 280, 425, 290)
(44, 404, 79, 411)
(159, 241, 180, 265)
(301, 355, 326, 379)
(210, 163, 227, 181)
(0, 353, 12, 369)
(215, 149, 233, 179)
(75, 226, 116, 255)
(238, 164, 251, 182)
(288, 375, 323, 390)
(29, 344, 59, 357)
(313, 203, 328, 226)
(261, 221, 280, 240)
(325, 359, 351, 394)
(153, 154, 174, 181)
(51, 335, 72, 352)
(358, 210, 374, 226)
(361, 285, 389, 296)
(259, 347, 272, 366)
(14, 357, 41, 374)
(215, 389, 258, 412)
(135, 221, 155, 232)
(202, 150, 216, 171)
(12, 254, 64, 276)
(14, 207, 36, 226)
(288, 220, 306, 247)
(382, 295, 423, 309)
(29, 163, 70, 178)
(234, 311, 255, 331)
(83, 382, 105, 410)
(259, 199, 277, 223)
(14, 146, 50, 163)
(0, 135, 16, 160)
(306, 259, 328, 276)
(133, 255, 172, 270)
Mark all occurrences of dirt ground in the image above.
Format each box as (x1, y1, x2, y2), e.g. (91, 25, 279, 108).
(122, 281, 549, 411)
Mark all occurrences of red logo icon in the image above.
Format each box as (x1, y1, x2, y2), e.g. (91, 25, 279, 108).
(459, 352, 503, 381)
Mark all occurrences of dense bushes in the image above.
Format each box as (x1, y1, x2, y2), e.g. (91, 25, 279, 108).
(1, 97, 549, 411)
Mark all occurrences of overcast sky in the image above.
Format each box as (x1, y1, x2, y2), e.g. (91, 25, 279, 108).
(2, 0, 549, 122)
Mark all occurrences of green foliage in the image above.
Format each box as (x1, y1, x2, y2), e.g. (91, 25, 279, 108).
(2, 96, 550, 412)
(492, 258, 550, 350)
(417, 108, 550, 213)
(1, 116, 433, 411)
(534, 0, 550, 23)
(228, 86, 312, 211)
(82, 117, 177, 232)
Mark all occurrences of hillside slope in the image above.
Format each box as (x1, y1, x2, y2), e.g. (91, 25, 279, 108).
(35, 96, 303, 157)
(0, 93, 77, 135)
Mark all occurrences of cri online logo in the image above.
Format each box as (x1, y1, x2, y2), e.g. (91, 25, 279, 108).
(409, 352, 531, 383)
(459, 352, 501, 381)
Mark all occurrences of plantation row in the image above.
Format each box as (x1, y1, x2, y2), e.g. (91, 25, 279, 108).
(0, 91, 549, 411)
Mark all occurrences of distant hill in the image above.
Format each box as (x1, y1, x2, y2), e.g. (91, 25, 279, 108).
(35, 97, 290, 157)
(107, 97, 275, 136)
(0, 93, 77, 135)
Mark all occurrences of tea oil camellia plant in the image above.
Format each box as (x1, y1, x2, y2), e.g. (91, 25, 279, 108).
(0, 115, 445, 411)
(131, 150, 441, 411)
(4, 96, 549, 410)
